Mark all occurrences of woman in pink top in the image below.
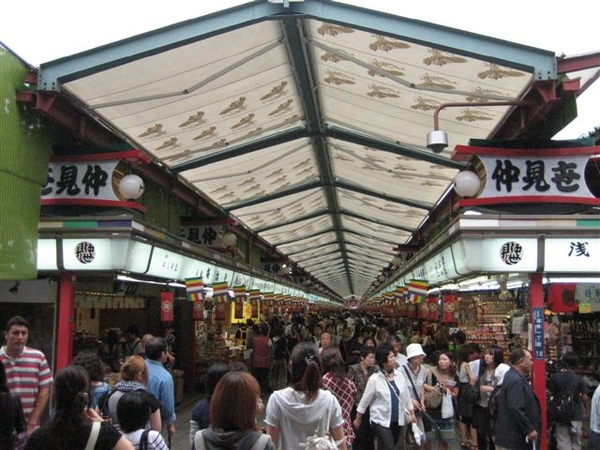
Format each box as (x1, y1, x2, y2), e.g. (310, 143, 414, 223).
(251, 323, 273, 396)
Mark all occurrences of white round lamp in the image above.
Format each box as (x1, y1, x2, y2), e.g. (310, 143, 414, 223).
(221, 232, 237, 248)
(454, 171, 481, 197)
(118, 174, 145, 200)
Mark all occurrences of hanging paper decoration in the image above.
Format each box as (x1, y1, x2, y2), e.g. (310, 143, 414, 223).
(442, 294, 457, 323)
(408, 279, 429, 304)
(193, 297, 204, 320)
(185, 277, 204, 302)
(262, 292, 274, 315)
(248, 289, 261, 318)
(232, 285, 247, 319)
(160, 291, 174, 322)
(212, 282, 229, 303)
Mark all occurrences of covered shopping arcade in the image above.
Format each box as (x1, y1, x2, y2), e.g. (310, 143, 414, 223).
(7, 1, 600, 447)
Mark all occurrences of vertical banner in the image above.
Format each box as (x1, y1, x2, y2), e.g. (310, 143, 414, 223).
(442, 295, 456, 323)
(215, 302, 226, 321)
(234, 298, 244, 319)
(193, 298, 204, 320)
(419, 302, 428, 320)
(427, 297, 438, 322)
(160, 291, 174, 322)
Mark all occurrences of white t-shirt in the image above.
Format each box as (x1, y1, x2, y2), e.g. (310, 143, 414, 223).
(264, 388, 344, 450)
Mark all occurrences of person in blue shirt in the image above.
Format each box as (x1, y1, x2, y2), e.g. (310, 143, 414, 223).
(145, 337, 176, 438)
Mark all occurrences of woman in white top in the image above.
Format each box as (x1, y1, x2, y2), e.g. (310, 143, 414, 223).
(353, 343, 415, 450)
(265, 341, 347, 450)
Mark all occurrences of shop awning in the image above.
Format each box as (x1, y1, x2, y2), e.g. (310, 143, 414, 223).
(33, 0, 596, 300)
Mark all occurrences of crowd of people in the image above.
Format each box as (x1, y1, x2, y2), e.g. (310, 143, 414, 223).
(0, 312, 598, 450)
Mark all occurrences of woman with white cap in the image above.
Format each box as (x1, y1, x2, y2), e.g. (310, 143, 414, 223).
(401, 343, 429, 438)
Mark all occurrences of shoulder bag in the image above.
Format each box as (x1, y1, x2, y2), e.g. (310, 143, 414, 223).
(464, 364, 482, 404)
(423, 369, 442, 410)
(84, 421, 101, 450)
(304, 395, 344, 450)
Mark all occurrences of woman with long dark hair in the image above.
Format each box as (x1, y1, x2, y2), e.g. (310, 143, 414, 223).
(423, 350, 460, 450)
(455, 344, 478, 449)
(469, 345, 504, 450)
(321, 347, 357, 447)
(265, 341, 347, 449)
(0, 362, 24, 450)
(193, 371, 275, 449)
(25, 365, 133, 450)
(353, 343, 415, 450)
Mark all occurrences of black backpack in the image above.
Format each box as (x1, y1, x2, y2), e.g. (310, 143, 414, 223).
(488, 384, 502, 434)
(547, 389, 576, 424)
(98, 388, 117, 421)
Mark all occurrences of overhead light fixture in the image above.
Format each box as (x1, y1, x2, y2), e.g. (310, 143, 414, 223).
(118, 174, 145, 200)
(221, 231, 237, 248)
(454, 170, 481, 197)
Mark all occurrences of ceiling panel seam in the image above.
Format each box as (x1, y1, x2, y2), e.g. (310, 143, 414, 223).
(284, 16, 354, 295)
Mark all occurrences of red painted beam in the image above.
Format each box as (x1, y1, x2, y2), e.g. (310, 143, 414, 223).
(55, 273, 76, 370)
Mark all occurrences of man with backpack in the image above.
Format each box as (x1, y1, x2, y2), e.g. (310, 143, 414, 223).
(547, 351, 589, 450)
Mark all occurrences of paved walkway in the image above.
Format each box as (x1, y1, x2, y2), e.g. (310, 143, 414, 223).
(169, 393, 202, 450)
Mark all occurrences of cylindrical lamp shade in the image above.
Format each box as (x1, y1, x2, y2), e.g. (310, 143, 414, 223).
(392, 256, 403, 267)
(454, 171, 481, 197)
(221, 232, 237, 248)
(118, 174, 145, 200)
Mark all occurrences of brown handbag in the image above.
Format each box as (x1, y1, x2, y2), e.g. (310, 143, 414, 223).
(423, 368, 442, 410)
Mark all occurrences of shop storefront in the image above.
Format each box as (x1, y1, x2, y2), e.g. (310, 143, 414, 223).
(36, 216, 327, 395)
(369, 213, 600, 448)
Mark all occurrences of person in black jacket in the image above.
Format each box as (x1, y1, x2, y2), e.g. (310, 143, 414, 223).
(494, 348, 541, 450)
(548, 351, 589, 450)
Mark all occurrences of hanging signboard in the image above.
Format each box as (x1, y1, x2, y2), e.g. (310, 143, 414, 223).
(452, 145, 600, 210)
(41, 150, 150, 211)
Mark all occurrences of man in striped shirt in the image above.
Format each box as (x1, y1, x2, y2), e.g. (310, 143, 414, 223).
(0, 315, 53, 435)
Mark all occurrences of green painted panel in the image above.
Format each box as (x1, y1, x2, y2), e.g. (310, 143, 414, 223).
(0, 46, 52, 279)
